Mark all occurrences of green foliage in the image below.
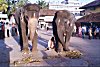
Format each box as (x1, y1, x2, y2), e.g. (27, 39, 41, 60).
(0, 0, 8, 12)
(9, 0, 29, 14)
(36, 0, 48, 9)
(16, 0, 28, 7)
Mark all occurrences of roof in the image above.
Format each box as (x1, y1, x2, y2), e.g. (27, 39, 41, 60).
(39, 9, 57, 16)
(76, 12, 100, 22)
(80, 0, 100, 9)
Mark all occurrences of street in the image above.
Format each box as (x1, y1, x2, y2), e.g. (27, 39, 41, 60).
(70, 37, 100, 67)
(0, 29, 100, 67)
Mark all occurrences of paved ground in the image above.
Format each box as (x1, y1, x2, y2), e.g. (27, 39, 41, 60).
(0, 29, 100, 67)
(70, 37, 100, 67)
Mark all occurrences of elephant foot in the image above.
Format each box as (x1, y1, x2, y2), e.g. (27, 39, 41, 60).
(32, 48, 38, 52)
(20, 48, 23, 52)
(22, 49, 29, 54)
(32, 50, 38, 54)
(57, 50, 62, 53)
(63, 48, 70, 51)
(55, 48, 63, 53)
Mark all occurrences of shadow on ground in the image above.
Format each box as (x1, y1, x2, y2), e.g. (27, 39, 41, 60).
(0, 38, 12, 67)
(38, 36, 48, 48)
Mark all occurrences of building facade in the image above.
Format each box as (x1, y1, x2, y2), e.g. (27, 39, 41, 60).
(49, 0, 84, 19)
(76, 0, 100, 33)
(80, 0, 100, 15)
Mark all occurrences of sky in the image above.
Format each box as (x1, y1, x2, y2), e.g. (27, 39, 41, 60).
(79, 0, 94, 4)
(29, 0, 95, 5)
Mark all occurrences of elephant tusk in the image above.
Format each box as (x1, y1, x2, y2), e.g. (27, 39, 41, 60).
(70, 23, 73, 27)
(63, 32, 67, 43)
(63, 33, 66, 36)
(67, 20, 70, 25)
(63, 35, 66, 43)
(34, 13, 35, 17)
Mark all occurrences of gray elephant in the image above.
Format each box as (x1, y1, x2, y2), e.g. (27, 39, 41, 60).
(14, 3, 40, 53)
(52, 10, 76, 52)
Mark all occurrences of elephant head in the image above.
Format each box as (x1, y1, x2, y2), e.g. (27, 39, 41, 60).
(23, 3, 40, 40)
(52, 10, 76, 52)
(15, 3, 40, 52)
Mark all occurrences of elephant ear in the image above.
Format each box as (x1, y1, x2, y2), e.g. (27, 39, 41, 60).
(15, 8, 22, 25)
(68, 13, 76, 32)
(70, 13, 76, 24)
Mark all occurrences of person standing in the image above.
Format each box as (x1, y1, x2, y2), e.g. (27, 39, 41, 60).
(94, 29, 97, 39)
(5, 22, 10, 37)
(81, 26, 86, 38)
(78, 26, 82, 37)
(88, 27, 92, 40)
(9, 14, 17, 36)
(96, 27, 99, 39)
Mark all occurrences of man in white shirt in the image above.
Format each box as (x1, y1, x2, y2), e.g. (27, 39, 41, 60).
(9, 15, 17, 36)
(46, 37, 55, 50)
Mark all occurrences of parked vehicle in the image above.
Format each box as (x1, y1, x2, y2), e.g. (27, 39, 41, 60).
(0, 13, 9, 39)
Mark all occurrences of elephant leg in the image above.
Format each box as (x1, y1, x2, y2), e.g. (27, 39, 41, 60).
(55, 38, 63, 52)
(32, 31, 38, 52)
(54, 36, 58, 52)
(58, 42, 63, 52)
(21, 22, 28, 52)
(19, 34, 23, 51)
(18, 25, 23, 51)
(58, 30, 65, 49)
(63, 41, 70, 51)
(63, 33, 71, 51)
(57, 30, 65, 52)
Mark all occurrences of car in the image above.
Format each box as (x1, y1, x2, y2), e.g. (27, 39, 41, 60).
(0, 13, 9, 39)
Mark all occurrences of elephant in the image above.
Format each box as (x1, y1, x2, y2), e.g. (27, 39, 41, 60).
(14, 3, 40, 53)
(52, 10, 76, 52)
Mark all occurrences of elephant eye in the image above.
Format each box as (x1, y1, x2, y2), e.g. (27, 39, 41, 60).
(26, 16, 29, 19)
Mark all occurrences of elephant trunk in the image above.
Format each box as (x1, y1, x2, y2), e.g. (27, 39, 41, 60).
(57, 30, 67, 48)
(28, 18, 38, 40)
(58, 31, 70, 51)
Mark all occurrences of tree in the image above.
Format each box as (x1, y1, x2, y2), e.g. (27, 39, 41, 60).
(16, 0, 29, 7)
(36, 0, 48, 9)
(0, 0, 8, 13)
(9, 0, 29, 14)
